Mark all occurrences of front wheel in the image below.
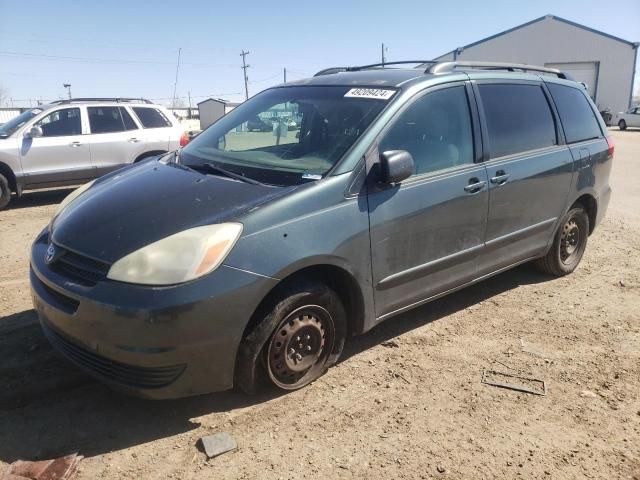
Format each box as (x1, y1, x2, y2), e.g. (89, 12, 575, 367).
(534, 207, 589, 276)
(618, 119, 627, 131)
(235, 281, 347, 394)
(0, 174, 11, 210)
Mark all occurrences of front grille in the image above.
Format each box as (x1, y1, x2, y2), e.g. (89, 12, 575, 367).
(51, 247, 110, 286)
(42, 320, 185, 389)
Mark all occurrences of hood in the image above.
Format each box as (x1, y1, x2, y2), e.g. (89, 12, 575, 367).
(52, 160, 293, 264)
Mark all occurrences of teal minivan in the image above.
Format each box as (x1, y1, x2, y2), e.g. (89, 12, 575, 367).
(31, 61, 613, 398)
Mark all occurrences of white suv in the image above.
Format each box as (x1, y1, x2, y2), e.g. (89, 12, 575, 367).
(0, 98, 183, 209)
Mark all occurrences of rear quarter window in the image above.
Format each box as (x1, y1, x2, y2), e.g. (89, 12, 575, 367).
(547, 83, 602, 144)
(132, 107, 172, 128)
(478, 83, 557, 158)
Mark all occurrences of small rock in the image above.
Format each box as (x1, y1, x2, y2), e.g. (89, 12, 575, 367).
(436, 465, 446, 473)
(580, 390, 598, 398)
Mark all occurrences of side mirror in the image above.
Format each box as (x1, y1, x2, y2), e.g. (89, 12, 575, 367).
(24, 126, 43, 139)
(379, 150, 414, 184)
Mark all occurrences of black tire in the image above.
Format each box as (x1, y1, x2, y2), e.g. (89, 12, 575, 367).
(235, 281, 347, 394)
(535, 207, 589, 276)
(0, 174, 11, 210)
(618, 120, 627, 131)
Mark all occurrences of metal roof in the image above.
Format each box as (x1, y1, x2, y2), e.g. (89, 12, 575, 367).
(436, 14, 639, 59)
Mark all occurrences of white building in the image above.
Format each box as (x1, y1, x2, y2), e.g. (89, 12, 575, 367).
(0, 108, 26, 125)
(434, 14, 638, 114)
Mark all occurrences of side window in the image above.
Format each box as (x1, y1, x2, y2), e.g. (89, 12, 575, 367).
(120, 107, 138, 130)
(132, 107, 172, 128)
(379, 86, 474, 176)
(35, 108, 81, 137)
(88, 106, 125, 134)
(547, 83, 602, 144)
(478, 84, 557, 158)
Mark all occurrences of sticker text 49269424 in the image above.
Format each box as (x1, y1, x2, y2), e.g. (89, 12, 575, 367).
(344, 88, 396, 100)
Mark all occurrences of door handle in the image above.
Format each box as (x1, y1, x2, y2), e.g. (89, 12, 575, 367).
(490, 169, 510, 185)
(128, 137, 141, 143)
(69, 141, 82, 147)
(464, 178, 487, 194)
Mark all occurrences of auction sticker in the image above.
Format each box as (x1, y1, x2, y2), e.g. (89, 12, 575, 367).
(344, 88, 396, 100)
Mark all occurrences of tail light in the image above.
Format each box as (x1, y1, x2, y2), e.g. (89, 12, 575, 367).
(605, 136, 614, 158)
(179, 132, 190, 147)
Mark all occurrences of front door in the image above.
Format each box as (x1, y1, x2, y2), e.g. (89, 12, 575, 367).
(20, 107, 95, 187)
(627, 107, 640, 127)
(367, 83, 489, 319)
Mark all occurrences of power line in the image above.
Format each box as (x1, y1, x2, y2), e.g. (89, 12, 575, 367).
(0, 50, 237, 68)
(240, 50, 250, 101)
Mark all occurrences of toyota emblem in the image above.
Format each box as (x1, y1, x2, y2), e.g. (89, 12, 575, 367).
(45, 244, 56, 264)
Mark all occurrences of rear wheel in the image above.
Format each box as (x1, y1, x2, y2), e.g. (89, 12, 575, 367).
(235, 281, 347, 394)
(618, 119, 627, 131)
(534, 207, 589, 276)
(0, 174, 11, 210)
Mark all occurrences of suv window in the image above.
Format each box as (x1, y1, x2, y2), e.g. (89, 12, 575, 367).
(478, 84, 557, 158)
(120, 107, 139, 130)
(88, 106, 127, 134)
(35, 108, 82, 137)
(547, 84, 602, 144)
(379, 86, 474, 176)
(132, 107, 172, 128)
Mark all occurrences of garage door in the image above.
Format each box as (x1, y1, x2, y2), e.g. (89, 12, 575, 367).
(545, 62, 599, 101)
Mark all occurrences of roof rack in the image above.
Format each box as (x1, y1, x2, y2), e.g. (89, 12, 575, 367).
(314, 60, 435, 76)
(49, 97, 153, 105)
(425, 61, 570, 79)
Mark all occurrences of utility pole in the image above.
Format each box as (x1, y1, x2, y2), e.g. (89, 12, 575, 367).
(283, 67, 287, 84)
(172, 48, 182, 108)
(240, 50, 250, 101)
(188, 91, 192, 117)
(63, 83, 72, 99)
(381, 43, 386, 67)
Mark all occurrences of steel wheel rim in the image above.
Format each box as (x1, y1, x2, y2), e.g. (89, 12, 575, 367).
(560, 217, 581, 264)
(266, 305, 334, 389)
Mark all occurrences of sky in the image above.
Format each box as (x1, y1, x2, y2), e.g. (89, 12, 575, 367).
(0, 0, 638, 108)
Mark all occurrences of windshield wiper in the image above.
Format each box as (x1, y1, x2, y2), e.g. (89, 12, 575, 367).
(195, 162, 263, 186)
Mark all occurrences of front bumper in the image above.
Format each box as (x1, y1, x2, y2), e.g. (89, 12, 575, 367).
(30, 229, 278, 399)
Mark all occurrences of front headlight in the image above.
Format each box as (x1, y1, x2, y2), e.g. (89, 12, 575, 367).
(107, 223, 243, 285)
(54, 180, 95, 217)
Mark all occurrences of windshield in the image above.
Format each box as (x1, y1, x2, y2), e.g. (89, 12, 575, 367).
(180, 86, 393, 186)
(0, 109, 42, 138)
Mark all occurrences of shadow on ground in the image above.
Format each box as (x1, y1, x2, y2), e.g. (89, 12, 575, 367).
(0, 264, 550, 462)
(5, 188, 74, 211)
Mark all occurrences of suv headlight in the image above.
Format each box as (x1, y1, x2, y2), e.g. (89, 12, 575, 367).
(107, 223, 243, 285)
(54, 180, 95, 217)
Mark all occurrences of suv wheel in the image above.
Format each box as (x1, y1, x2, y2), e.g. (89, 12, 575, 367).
(535, 207, 589, 276)
(0, 174, 11, 210)
(618, 119, 627, 131)
(235, 281, 347, 394)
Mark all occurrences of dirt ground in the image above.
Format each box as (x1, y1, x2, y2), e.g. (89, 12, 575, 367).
(0, 129, 638, 479)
